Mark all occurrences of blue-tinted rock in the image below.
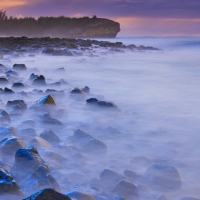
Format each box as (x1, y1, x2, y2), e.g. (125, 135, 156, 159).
(0, 126, 18, 140)
(66, 191, 95, 200)
(40, 130, 61, 145)
(13, 64, 27, 71)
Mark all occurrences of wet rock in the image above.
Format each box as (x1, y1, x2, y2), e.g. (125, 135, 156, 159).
(66, 191, 95, 200)
(112, 179, 140, 200)
(30, 137, 52, 149)
(82, 86, 90, 93)
(13, 64, 27, 71)
(40, 130, 61, 145)
(12, 82, 25, 89)
(124, 169, 141, 181)
(144, 164, 182, 191)
(6, 100, 27, 110)
(0, 109, 11, 123)
(0, 77, 9, 84)
(5, 69, 19, 76)
(0, 126, 18, 140)
(38, 113, 63, 126)
(82, 139, 107, 154)
(0, 136, 26, 155)
(0, 166, 25, 198)
(23, 188, 71, 200)
(32, 75, 46, 85)
(70, 87, 86, 95)
(3, 87, 14, 94)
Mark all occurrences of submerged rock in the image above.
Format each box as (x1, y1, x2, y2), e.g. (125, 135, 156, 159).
(23, 188, 71, 200)
(144, 164, 182, 191)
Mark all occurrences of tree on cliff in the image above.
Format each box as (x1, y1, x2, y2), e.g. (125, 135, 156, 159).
(0, 9, 7, 21)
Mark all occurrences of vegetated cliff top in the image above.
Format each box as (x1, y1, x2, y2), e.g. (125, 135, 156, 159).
(0, 10, 120, 38)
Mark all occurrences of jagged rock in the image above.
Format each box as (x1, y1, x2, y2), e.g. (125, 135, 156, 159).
(66, 191, 95, 200)
(6, 100, 27, 110)
(82, 139, 107, 154)
(40, 130, 61, 145)
(38, 113, 63, 126)
(112, 180, 140, 200)
(0, 109, 11, 123)
(30, 137, 52, 149)
(0, 136, 26, 155)
(13, 64, 27, 70)
(0, 126, 18, 140)
(0, 167, 25, 198)
(32, 75, 46, 85)
(23, 188, 71, 200)
(144, 164, 182, 191)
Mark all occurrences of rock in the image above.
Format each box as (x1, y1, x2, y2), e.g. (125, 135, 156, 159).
(70, 87, 86, 95)
(21, 120, 36, 128)
(0, 166, 25, 198)
(40, 130, 61, 145)
(20, 164, 60, 194)
(6, 100, 27, 110)
(9, 104, 23, 115)
(11, 146, 43, 182)
(82, 86, 90, 93)
(0, 136, 26, 155)
(66, 191, 95, 200)
(99, 169, 125, 190)
(0, 126, 18, 140)
(5, 69, 19, 76)
(38, 113, 63, 126)
(23, 188, 71, 200)
(29, 73, 38, 80)
(144, 164, 182, 191)
(82, 139, 107, 154)
(32, 75, 46, 85)
(86, 98, 98, 104)
(68, 129, 93, 147)
(13, 64, 27, 71)
(45, 89, 65, 96)
(30, 137, 52, 149)
(19, 128, 37, 142)
(123, 169, 141, 181)
(12, 82, 25, 89)
(112, 180, 140, 200)
(0, 77, 9, 84)
(3, 87, 14, 94)
(0, 109, 11, 123)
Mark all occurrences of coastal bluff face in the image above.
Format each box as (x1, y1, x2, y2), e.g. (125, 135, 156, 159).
(0, 17, 120, 38)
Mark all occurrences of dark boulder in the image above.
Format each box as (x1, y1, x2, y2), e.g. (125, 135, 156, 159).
(70, 87, 86, 95)
(13, 64, 27, 71)
(23, 188, 71, 200)
(144, 164, 182, 191)
(3, 87, 15, 94)
(12, 82, 25, 89)
(0, 77, 9, 84)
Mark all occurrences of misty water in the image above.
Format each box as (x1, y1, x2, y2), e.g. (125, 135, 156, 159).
(1, 36, 200, 199)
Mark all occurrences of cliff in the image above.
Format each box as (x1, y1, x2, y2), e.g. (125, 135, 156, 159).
(0, 15, 120, 38)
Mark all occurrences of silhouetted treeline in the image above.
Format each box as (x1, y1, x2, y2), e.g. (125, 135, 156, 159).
(0, 10, 120, 38)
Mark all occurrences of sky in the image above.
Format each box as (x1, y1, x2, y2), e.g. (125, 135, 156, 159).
(1, 0, 200, 36)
